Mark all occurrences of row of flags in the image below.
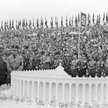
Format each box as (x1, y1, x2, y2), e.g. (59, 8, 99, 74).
(1, 13, 108, 30)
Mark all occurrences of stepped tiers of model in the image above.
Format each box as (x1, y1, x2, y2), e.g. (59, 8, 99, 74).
(11, 63, 108, 105)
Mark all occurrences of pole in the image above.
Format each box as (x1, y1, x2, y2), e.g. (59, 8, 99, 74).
(78, 13, 81, 59)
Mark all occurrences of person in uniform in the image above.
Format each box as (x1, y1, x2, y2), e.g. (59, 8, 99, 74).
(70, 55, 78, 77)
(7, 46, 23, 72)
(77, 56, 87, 77)
(96, 57, 104, 77)
(31, 51, 41, 70)
(22, 51, 31, 71)
(103, 55, 108, 76)
(87, 57, 96, 77)
(40, 51, 51, 69)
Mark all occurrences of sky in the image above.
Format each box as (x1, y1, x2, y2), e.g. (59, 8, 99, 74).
(0, 0, 108, 21)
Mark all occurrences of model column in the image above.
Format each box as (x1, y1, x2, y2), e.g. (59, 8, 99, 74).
(69, 83, 71, 102)
(107, 83, 108, 103)
(43, 82, 45, 102)
(49, 82, 51, 103)
(82, 84, 85, 104)
(37, 81, 39, 99)
(19, 80, 21, 98)
(56, 83, 58, 103)
(27, 80, 29, 98)
(62, 83, 64, 102)
(89, 84, 91, 105)
(31, 81, 34, 100)
(76, 83, 78, 105)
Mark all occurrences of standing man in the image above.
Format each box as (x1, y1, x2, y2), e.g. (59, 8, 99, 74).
(77, 55, 87, 77)
(70, 55, 78, 77)
(23, 51, 31, 70)
(96, 57, 104, 77)
(103, 55, 108, 76)
(87, 57, 96, 77)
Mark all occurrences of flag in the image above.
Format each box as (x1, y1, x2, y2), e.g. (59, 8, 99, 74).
(41, 18, 43, 28)
(66, 16, 68, 27)
(106, 14, 108, 23)
(92, 14, 95, 25)
(45, 18, 48, 28)
(81, 12, 86, 27)
(87, 13, 91, 26)
(22, 19, 25, 29)
(36, 19, 39, 28)
(75, 16, 78, 27)
(32, 19, 35, 28)
(61, 17, 63, 27)
(1, 21, 3, 30)
(29, 19, 32, 29)
(50, 17, 53, 28)
(103, 13, 105, 24)
(55, 17, 58, 28)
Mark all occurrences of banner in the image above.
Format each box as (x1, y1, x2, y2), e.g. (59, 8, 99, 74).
(81, 12, 86, 27)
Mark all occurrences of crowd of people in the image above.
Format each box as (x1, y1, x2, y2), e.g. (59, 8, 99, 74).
(0, 13, 108, 84)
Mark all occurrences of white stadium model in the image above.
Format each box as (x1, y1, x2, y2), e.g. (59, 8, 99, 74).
(0, 63, 108, 108)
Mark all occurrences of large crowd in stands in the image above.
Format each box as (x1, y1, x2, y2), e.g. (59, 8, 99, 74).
(1, 13, 108, 84)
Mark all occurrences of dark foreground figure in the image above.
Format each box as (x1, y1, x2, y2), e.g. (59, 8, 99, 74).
(0, 51, 8, 86)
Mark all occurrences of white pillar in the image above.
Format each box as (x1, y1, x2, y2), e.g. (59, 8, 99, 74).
(11, 79, 13, 95)
(89, 84, 91, 105)
(101, 84, 103, 104)
(56, 83, 58, 103)
(19, 80, 21, 98)
(83, 84, 85, 104)
(62, 83, 64, 102)
(106, 84, 108, 103)
(32, 81, 34, 100)
(22, 80, 25, 97)
(43, 82, 45, 102)
(95, 84, 97, 103)
(27, 80, 29, 98)
(76, 83, 78, 105)
(104, 84, 107, 104)
(12, 79, 15, 96)
(18, 80, 19, 97)
(15, 79, 17, 96)
(69, 83, 71, 102)
(37, 81, 39, 99)
(18, 80, 20, 97)
(49, 82, 51, 103)
(16, 80, 18, 97)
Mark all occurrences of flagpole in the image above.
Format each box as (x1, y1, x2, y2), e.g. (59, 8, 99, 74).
(78, 12, 81, 59)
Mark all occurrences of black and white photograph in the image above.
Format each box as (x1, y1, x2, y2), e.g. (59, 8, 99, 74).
(0, 0, 108, 107)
